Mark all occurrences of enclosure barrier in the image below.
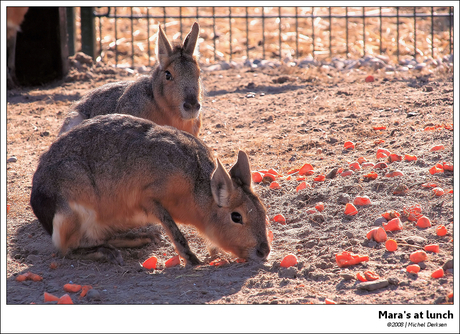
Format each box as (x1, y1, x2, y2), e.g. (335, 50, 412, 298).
(78, 6, 453, 68)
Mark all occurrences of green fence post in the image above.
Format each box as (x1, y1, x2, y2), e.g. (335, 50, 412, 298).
(80, 7, 95, 59)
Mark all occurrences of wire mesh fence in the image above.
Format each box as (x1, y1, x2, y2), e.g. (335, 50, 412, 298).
(80, 6, 454, 68)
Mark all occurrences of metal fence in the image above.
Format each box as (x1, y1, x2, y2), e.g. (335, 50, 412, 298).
(79, 6, 454, 68)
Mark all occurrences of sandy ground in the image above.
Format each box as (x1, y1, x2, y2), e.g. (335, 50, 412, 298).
(3, 56, 456, 332)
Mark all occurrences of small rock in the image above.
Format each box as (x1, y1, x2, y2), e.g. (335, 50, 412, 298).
(279, 266, 298, 279)
(357, 279, 389, 291)
(388, 277, 399, 285)
(424, 86, 434, 92)
(26, 254, 41, 263)
(246, 92, 256, 98)
(374, 217, 387, 226)
(340, 272, 355, 280)
(337, 193, 350, 205)
(326, 167, 339, 179)
(86, 289, 101, 301)
(442, 259, 453, 271)
(7, 156, 18, 163)
(74, 52, 94, 65)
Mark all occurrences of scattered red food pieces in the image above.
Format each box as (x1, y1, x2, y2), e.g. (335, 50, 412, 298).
(382, 217, 403, 232)
(387, 154, 402, 163)
(348, 162, 361, 171)
(367, 227, 387, 243)
(7, 203, 11, 213)
(287, 168, 300, 175)
(313, 174, 325, 182)
(57, 294, 73, 305)
(273, 214, 286, 225)
(49, 262, 58, 270)
(381, 210, 400, 220)
(209, 258, 229, 267)
(354, 196, 371, 206)
(343, 141, 355, 150)
(431, 267, 444, 279)
(16, 272, 43, 282)
(80, 285, 93, 298)
(365, 75, 375, 82)
(364, 270, 380, 281)
(429, 166, 444, 175)
(280, 254, 298, 268)
(344, 203, 358, 216)
(424, 244, 440, 253)
(385, 170, 404, 177)
(299, 163, 314, 176)
(315, 202, 324, 212)
(306, 208, 317, 214)
(296, 181, 310, 192)
(404, 154, 417, 161)
(432, 187, 445, 196)
(442, 162, 453, 172)
(416, 216, 431, 228)
(373, 162, 388, 169)
(421, 182, 438, 188)
(142, 256, 158, 270)
(447, 292, 453, 299)
(363, 171, 378, 180)
(376, 151, 389, 159)
(373, 125, 386, 130)
(410, 250, 428, 263)
(235, 258, 247, 263)
(403, 204, 423, 221)
(268, 168, 281, 176)
(436, 225, 447, 237)
(377, 147, 391, 156)
(357, 157, 368, 164)
(406, 264, 421, 274)
(325, 298, 337, 304)
(385, 239, 398, 252)
(340, 170, 354, 177)
(335, 251, 369, 268)
(269, 181, 281, 189)
(430, 145, 445, 151)
(356, 272, 367, 282)
(165, 255, 181, 268)
(252, 171, 263, 183)
(44, 292, 60, 303)
(63, 283, 82, 293)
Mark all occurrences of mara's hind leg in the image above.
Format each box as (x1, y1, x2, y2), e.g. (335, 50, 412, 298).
(53, 210, 124, 265)
(106, 227, 165, 249)
(150, 202, 201, 266)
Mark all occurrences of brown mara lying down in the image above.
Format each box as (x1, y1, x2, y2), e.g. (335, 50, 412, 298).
(59, 22, 203, 138)
(31, 114, 270, 265)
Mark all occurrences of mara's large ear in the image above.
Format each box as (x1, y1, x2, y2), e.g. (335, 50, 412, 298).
(211, 159, 233, 207)
(183, 22, 200, 56)
(229, 151, 252, 188)
(156, 25, 173, 69)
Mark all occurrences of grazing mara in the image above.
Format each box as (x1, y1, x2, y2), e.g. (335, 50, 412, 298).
(31, 114, 270, 265)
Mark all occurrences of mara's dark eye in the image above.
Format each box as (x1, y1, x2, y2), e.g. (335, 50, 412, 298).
(165, 71, 172, 81)
(231, 212, 243, 224)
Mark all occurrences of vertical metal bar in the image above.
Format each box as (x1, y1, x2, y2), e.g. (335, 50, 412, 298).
(431, 7, 434, 59)
(98, 13, 102, 61)
(147, 7, 150, 67)
(229, 7, 232, 61)
(262, 7, 265, 59)
(179, 7, 183, 40)
(379, 7, 382, 54)
(396, 7, 400, 63)
(449, 6, 452, 54)
(345, 7, 348, 58)
(81, 7, 96, 59)
(295, 6, 299, 59)
(131, 7, 134, 68)
(362, 7, 365, 57)
(213, 7, 216, 61)
(311, 7, 315, 57)
(278, 7, 282, 60)
(413, 7, 417, 59)
(329, 7, 331, 59)
(246, 7, 249, 60)
(196, 6, 199, 22)
(114, 7, 118, 66)
(163, 7, 166, 34)
(66, 7, 76, 56)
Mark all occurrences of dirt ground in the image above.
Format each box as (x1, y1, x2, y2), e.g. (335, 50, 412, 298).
(3, 55, 456, 331)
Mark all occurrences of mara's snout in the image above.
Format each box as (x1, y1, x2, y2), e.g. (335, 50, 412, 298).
(181, 94, 201, 119)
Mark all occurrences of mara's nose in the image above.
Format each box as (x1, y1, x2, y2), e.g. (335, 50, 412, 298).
(183, 96, 200, 113)
(256, 241, 270, 259)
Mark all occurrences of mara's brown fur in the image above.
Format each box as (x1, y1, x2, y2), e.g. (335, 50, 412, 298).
(58, 22, 203, 137)
(31, 114, 270, 265)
